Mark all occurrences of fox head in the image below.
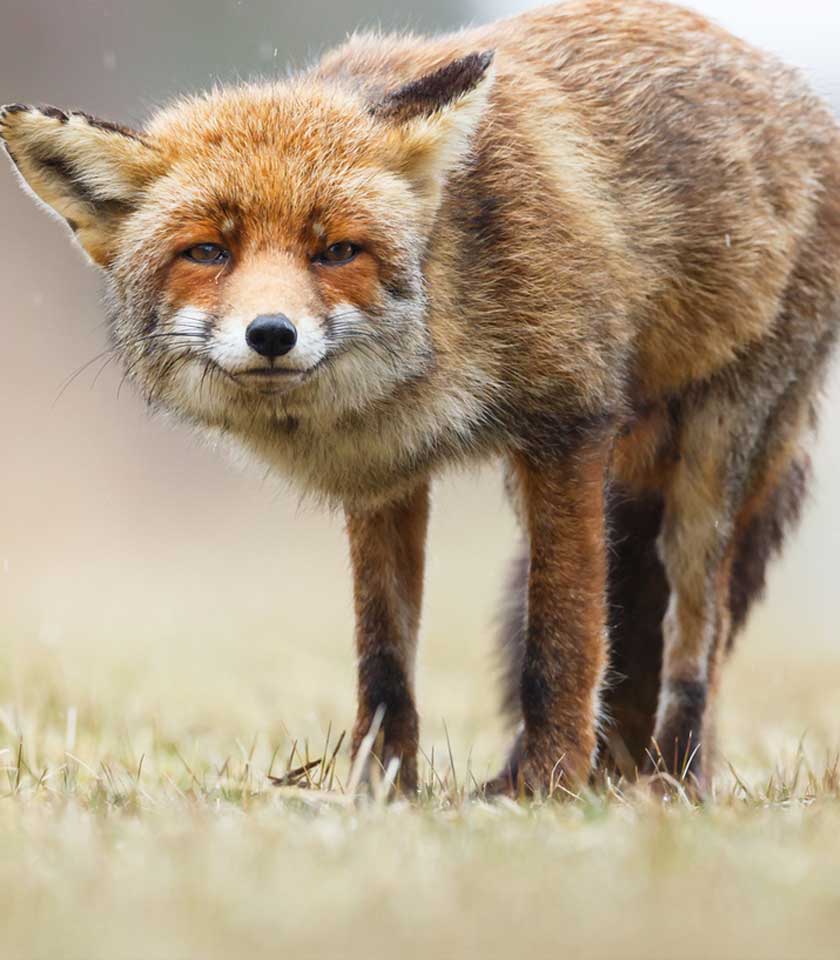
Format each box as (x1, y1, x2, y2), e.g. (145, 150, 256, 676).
(0, 51, 494, 439)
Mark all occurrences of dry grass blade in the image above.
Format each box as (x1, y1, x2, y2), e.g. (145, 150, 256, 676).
(322, 730, 346, 790)
(268, 757, 323, 788)
(726, 760, 756, 802)
(442, 719, 459, 801)
(346, 705, 385, 796)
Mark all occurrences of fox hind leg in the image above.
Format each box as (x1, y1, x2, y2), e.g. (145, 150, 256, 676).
(600, 491, 669, 777)
(653, 353, 825, 789)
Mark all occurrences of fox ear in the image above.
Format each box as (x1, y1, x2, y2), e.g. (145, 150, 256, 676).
(371, 51, 495, 212)
(0, 104, 162, 267)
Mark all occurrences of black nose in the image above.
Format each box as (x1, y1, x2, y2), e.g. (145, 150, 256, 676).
(245, 314, 298, 358)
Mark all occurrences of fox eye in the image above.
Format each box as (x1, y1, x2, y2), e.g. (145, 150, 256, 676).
(316, 242, 360, 265)
(182, 243, 230, 265)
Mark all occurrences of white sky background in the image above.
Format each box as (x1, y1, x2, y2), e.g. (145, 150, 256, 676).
(467, 0, 840, 646)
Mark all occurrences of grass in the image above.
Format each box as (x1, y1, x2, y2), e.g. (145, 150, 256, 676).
(4, 761, 840, 960)
(3, 638, 840, 960)
(2, 474, 840, 959)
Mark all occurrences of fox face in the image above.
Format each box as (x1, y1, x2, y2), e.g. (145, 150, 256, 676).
(1, 52, 494, 454)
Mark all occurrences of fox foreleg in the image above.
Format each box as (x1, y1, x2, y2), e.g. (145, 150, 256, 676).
(345, 483, 429, 796)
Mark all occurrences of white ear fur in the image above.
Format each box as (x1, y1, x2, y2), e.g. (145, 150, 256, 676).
(0, 104, 160, 266)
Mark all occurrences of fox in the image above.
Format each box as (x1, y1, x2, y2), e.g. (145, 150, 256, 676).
(2, 0, 839, 797)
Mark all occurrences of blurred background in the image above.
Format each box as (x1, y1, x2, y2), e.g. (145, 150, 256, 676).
(1, 0, 838, 776)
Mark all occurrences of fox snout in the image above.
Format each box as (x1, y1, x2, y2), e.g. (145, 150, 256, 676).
(204, 303, 330, 391)
(245, 314, 298, 358)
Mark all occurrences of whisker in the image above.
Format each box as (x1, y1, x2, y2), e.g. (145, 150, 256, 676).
(90, 352, 121, 389)
(117, 353, 150, 399)
(53, 348, 119, 407)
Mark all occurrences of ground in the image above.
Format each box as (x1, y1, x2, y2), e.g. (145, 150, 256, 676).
(2, 473, 840, 960)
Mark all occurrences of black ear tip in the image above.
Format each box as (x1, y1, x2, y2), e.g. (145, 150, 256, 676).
(454, 50, 495, 80)
(40, 105, 70, 123)
(0, 103, 31, 125)
(477, 49, 496, 71)
(0, 105, 27, 148)
(1, 104, 71, 141)
(0, 103, 67, 129)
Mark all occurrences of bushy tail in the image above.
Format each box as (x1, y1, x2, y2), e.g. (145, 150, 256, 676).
(728, 454, 811, 647)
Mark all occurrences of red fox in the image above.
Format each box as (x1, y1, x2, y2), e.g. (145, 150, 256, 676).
(3, 0, 839, 796)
